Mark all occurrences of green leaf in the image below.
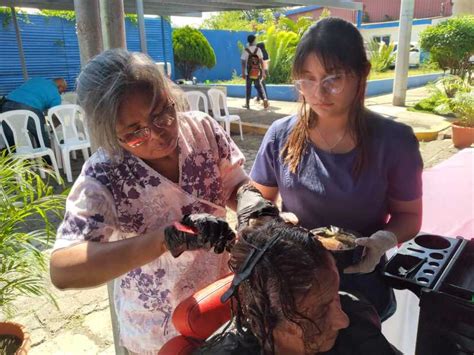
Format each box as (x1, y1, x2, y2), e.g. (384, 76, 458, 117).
(368, 40, 396, 73)
(419, 15, 474, 79)
(0, 150, 65, 317)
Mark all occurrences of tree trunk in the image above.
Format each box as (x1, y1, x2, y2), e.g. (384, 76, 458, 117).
(184, 63, 198, 80)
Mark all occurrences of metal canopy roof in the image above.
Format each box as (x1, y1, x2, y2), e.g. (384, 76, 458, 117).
(1, 0, 362, 16)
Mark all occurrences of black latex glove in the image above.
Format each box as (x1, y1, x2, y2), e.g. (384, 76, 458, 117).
(236, 183, 281, 230)
(164, 213, 236, 258)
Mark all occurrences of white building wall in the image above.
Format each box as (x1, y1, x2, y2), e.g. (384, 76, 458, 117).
(452, 0, 474, 14)
(360, 17, 451, 45)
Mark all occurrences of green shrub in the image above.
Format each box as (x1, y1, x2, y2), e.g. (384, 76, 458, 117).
(413, 75, 472, 116)
(413, 91, 448, 113)
(419, 60, 440, 72)
(259, 25, 298, 84)
(419, 15, 474, 80)
(448, 92, 474, 127)
(431, 76, 473, 126)
(172, 26, 216, 80)
(0, 7, 29, 27)
(257, 16, 311, 84)
(38, 9, 140, 24)
(274, 15, 313, 37)
(201, 10, 254, 31)
(200, 9, 284, 31)
(319, 8, 331, 19)
(368, 40, 396, 72)
(39, 9, 76, 21)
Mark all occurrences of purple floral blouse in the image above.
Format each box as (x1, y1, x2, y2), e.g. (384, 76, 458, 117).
(54, 112, 247, 353)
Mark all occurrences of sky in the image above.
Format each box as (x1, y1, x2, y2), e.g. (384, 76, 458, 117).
(171, 12, 215, 28)
(13, 7, 214, 28)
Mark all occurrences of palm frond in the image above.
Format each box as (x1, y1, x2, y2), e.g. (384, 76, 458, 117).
(368, 40, 396, 72)
(0, 151, 65, 317)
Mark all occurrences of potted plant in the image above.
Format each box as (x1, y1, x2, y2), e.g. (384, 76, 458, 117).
(421, 76, 474, 148)
(0, 151, 65, 354)
(449, 91, 474, 148)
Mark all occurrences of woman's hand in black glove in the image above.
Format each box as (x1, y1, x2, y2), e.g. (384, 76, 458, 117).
(236, 183, 281, 229)
(164, 213, 236, 258)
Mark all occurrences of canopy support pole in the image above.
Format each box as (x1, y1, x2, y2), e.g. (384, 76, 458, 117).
(392, 0, 415, 106)
(136, 0, 148, 54)
(100, 0, 127, 50)
(11, 7, 28, 81)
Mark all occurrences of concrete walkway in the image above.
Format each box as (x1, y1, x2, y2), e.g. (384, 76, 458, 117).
(227, 86, 452, 141)
(7, 87, 460, 354)
(365, 87, 452, 141)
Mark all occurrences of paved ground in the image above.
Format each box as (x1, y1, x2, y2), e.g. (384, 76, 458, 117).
(7, 87, 463, 354)
(228, 87, 452, 141)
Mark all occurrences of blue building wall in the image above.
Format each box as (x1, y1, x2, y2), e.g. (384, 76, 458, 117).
(178, 29, 253, 83)
(0, 14, 173, 96)
(1, 16, 437, 99)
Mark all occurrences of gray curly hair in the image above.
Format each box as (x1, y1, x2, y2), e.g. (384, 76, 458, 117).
(76, 48, 185, 156)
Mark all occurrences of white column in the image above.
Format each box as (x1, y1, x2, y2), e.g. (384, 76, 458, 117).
(74, 0, 103, 67)
(100, 0, 126, 50)
(392, 0, 415, 106)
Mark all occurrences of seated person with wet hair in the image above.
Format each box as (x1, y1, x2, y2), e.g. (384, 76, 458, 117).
(195, 220, 401, 355)
(190, 184, 401, 354)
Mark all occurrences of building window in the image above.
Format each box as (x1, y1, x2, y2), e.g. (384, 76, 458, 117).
(373, 35, 391, 45)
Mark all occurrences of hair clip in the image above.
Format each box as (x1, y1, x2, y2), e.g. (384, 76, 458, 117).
(221, 233, 284, 303)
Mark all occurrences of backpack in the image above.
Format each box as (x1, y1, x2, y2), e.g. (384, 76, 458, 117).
(245, 48, 262, 80)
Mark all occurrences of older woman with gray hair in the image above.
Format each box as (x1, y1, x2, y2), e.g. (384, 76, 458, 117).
(50, 49, 248, 353)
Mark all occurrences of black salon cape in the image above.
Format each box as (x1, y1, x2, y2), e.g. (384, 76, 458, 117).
(194, 292, 401, 355)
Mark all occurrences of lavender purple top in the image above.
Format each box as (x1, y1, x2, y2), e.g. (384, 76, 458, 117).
(250, 110, 423, 237)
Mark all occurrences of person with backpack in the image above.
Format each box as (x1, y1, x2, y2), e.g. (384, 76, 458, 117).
(241, 34, 268, 110)
(255, 42, 270, 104)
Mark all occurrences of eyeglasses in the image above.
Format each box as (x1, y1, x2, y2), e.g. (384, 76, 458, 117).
(294, 73, 346, 96)
(117, 101, 176, 148)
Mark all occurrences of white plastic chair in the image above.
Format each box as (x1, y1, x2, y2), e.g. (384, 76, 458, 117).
(0, 128, 5, 149)
(0, 110, 61, 181)
(207, 89, 243, 140)
(47, 104, 90, 182)
(61, 92, 78, 104)
(185, 91, 209, 113)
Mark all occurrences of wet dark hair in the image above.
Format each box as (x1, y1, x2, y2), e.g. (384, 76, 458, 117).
(247, 34, 256, 45)
(282, 17, 371, 177)
(229, 221, 333, 354)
